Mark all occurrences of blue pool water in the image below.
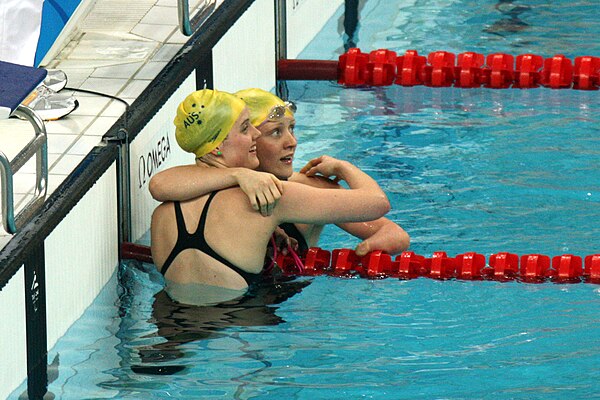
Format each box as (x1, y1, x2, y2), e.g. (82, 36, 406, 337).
(11, 0, 600, 398)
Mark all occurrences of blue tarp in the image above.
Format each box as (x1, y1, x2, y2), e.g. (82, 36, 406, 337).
(35, 0, 83, 66)
(0, 61, 47, 119)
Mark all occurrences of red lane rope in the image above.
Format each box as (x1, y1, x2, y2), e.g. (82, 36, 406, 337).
(277, 48, 600, 90)
(121, 242, 600, 284)
(278, 248, 600, 284)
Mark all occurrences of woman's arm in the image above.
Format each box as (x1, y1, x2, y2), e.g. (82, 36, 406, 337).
(337, 218, 410, 256)
(149, 164, 283, 216)
(294, 157, 410, 255)
(275, 156, 390, 225)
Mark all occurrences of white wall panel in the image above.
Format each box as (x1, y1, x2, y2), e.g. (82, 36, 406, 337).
(45, 163, 119, 350)
(286, 0, 343, 59)
(0, 269, 26, 400)
(213, 0, 276, 92)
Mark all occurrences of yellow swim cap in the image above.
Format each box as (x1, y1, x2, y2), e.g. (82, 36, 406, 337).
(235, 88, 295, 127)
(174, 89, 246, 158)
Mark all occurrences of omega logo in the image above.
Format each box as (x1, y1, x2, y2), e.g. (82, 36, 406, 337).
(138, 134, 171, 189)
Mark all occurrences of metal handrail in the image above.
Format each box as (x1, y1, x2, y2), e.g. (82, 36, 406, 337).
(177, 0, 217, 36)
(0, 105, 48, 233)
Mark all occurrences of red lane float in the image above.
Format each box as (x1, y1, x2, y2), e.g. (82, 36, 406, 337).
(423, 51, 455, 87)
(277, 48, 600, 90)
(553, 254, 583, 283)
(485, 53, 515, 88)
(304, 247, 330, 275)
(456, 52, 485, 88)
(331, 248, 360, 276)
(338, 48, 369, 85)
(488, 252, 519, 280)
(542, 54, 573, 88)
(515, 54, 543, 88)
(574, 56, 600, 90)
(397, 50, 427, 86)
(366, 49, 397, 86)
(456, 252, 486, 280)
(275, 247, 600, 284)
(397, 251, 428, 279)
(585, 255, 600, 283)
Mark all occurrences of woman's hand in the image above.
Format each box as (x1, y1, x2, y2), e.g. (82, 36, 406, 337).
(272, 226, 299, 255)
(235, 169, 284, 216)
(299, 155, 348, 183)
(353, 223, 410, 256)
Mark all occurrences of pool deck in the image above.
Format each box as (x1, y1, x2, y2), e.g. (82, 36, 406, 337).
(0, 0, 216, 248)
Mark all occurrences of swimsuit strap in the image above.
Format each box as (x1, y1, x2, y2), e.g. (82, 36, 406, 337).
(160, 201, 189, 276)
(195, 191, 219, 236)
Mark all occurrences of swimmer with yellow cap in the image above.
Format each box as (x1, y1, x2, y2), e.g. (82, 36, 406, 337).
(151, 88, 392, 304)
(173, 89, 260, 170)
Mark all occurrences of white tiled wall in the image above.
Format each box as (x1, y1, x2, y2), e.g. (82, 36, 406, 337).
(213, 0, 276, 92)
(0, 270, 27, 400)
(45, 164, 119, 350)
(286, 0, 344, 59)
(213, 0, 344, 92)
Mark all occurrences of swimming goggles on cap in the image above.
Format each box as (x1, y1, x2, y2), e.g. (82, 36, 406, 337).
(266, 101, 297, 121)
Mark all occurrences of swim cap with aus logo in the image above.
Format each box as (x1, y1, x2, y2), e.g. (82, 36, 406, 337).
(174, 89, 246, 158)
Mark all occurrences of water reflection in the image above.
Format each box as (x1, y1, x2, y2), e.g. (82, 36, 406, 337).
(117, 261, 311, 376)
(484, 0, 532, 36)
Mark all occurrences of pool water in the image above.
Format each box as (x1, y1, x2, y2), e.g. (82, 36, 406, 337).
(12, 0, 600, 398)
(294, 83, 600, 258)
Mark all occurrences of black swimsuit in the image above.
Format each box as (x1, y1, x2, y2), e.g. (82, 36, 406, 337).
(160, 192, 262, 286)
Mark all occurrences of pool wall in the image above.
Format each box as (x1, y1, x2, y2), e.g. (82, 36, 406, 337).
(0, 0, 343, 398)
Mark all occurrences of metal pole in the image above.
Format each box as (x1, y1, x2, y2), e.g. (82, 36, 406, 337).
(275, 0, 289, 99)
(274, 0, 287, 62)
(106, 129, 131, 249)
